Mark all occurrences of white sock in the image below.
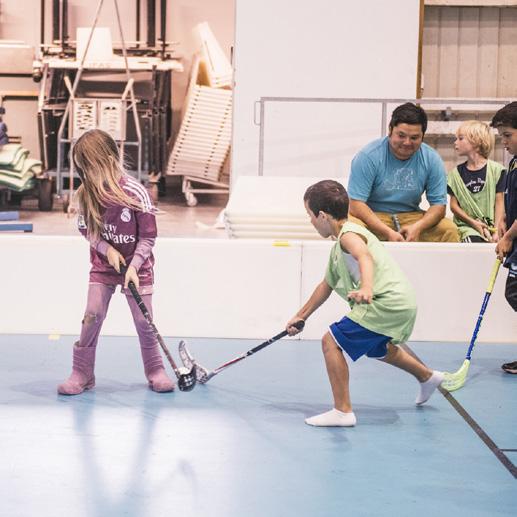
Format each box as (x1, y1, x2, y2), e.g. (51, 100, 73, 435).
(415, 370, 444, 405)
(305, 408, 357, 427)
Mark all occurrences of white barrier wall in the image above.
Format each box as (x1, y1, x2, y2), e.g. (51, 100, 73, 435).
(302, 242, 516, 343)
(0, 236, 300, 339)
(1, 236, 515, 343)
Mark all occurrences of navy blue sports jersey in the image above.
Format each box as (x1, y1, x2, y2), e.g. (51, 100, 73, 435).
(504, 157, 517, 266)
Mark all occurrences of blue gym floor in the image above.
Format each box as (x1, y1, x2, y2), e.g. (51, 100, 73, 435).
(0, 335, 515, 517)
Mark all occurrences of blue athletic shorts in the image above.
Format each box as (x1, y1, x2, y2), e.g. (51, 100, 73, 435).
(329, 317, 391, 362)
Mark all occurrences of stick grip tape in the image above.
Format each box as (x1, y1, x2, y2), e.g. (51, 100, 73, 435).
(486, 259, 501, 294)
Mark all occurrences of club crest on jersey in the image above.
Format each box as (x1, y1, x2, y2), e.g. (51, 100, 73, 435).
(121, 208, 131, 223)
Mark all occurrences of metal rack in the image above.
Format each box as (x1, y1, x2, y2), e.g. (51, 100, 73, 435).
(35, 0, 183, 209)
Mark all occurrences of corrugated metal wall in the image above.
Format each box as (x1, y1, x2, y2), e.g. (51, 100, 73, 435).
(422, 5, 516, 169)
(422, 5, 517, 97)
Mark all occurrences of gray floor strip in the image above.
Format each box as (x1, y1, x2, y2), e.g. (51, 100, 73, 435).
(402, 344, 517, 480)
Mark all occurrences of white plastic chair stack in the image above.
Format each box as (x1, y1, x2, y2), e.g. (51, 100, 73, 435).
(167, 76, 232, 181)
(193, 22, 232, 89)
(224, 177, 345, 239)
(167, 23, 232, 186)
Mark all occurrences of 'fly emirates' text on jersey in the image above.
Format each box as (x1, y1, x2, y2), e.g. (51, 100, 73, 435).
(78, 175, 157, 286)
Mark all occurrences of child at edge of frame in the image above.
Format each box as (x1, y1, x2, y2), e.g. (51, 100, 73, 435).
(286, 180, 444, 427)
(491, 102, 517, 375)
(57, 129, 175, 395)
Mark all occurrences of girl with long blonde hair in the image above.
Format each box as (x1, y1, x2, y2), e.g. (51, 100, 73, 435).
(58, 129, 174, 395)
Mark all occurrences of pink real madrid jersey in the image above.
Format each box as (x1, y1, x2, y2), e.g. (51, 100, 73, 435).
(78, 175, 157, 286)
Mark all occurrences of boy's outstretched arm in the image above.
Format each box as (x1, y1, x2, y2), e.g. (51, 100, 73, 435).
(286, 280, 333, 335)
(340, 232, 374, 304)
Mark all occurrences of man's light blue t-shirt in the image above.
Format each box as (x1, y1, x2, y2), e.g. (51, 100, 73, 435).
(348, 137, 447, 213)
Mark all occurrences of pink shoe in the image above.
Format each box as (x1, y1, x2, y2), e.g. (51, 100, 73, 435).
(57, 371, 95, 395)
(57, 342, 96, 396)
(147, 368, 175, 392)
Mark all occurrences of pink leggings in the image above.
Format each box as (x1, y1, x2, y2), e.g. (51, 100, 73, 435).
(79, 283, 164, 375)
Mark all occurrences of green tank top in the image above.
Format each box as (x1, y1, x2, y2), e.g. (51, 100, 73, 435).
(447, 160, 504, 241)
(325, 221, 417, 343)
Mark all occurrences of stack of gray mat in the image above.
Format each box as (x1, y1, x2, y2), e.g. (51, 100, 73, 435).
(224, 176, 338, 239)
(0, 144, 43, 192)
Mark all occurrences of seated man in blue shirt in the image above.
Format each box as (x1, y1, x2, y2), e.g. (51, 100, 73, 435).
(348, 102, 459, 242)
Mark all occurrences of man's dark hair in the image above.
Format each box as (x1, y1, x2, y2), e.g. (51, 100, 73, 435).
(491, 101, 517, 129)
(304, 180, 349, 220)
(389, 102, 428, 134)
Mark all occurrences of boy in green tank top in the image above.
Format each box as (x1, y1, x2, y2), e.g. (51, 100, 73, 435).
(286, 180, 443, 427)
(448, 120, 506, 243)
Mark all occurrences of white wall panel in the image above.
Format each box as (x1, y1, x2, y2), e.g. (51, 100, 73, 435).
(262, 102, 383, 180)
(0, 236, 91, 336)
(0, 236, 302, 340)
(388, 243, 515, 342)
(150, 239, 302, 339)
(298, 242, 516, 342)
(298, 242, 346, 339)
(1, 236, 515, 343)
(232, 0, 420, 180)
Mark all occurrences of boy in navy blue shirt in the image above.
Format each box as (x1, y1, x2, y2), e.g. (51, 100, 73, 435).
(491, 102, 517, 374)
